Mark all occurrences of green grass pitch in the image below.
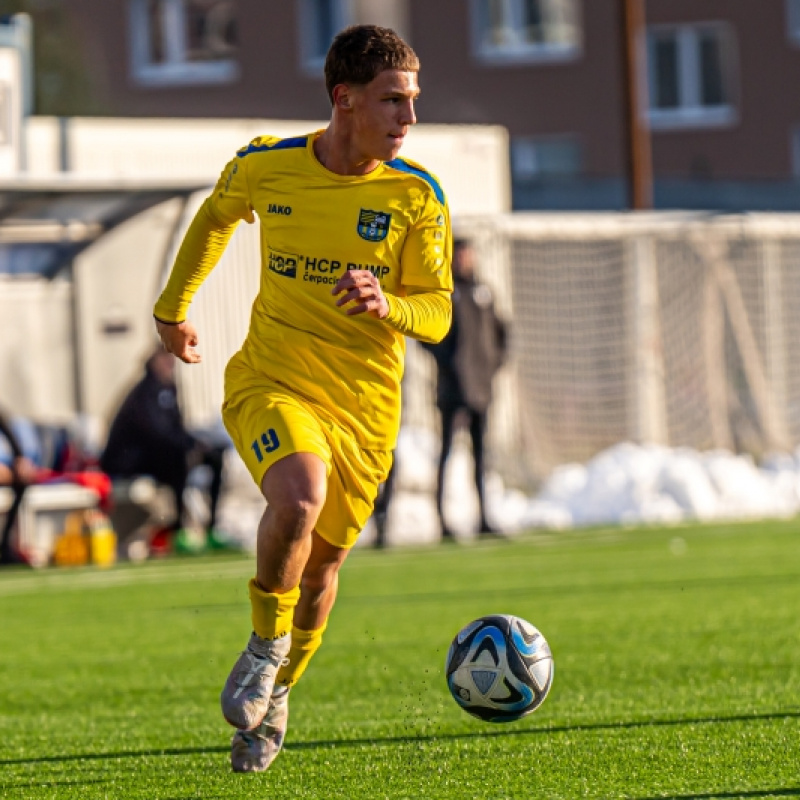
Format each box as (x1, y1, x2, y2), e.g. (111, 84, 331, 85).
(1, 519, 799, 799)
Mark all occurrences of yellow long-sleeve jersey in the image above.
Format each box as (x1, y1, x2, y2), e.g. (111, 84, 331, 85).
(154, 131, 453, 449)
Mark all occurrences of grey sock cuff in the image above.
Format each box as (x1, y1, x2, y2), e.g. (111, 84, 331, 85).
(247, 631, 290, 661)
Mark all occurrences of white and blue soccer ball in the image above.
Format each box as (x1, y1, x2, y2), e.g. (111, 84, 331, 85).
(445, 614, 554, 723)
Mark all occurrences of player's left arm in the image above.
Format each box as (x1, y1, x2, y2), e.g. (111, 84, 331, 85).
(382, 287, 451, 344)
(389, 184, 454, 343)
(331, 274, 451, 344)
(331, 185, 453, 343)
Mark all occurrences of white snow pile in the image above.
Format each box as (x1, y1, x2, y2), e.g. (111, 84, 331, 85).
(375, 432, 800, 544)
(516, 441, 800, 531)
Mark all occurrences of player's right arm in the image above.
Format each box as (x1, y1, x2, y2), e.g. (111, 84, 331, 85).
(153, 144, 257, 363)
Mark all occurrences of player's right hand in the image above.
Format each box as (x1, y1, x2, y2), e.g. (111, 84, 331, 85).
(154, 318, 202, 364)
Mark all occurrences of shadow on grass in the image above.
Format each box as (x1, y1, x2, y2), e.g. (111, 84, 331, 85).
(285, 708, 800, 751)
(1, 709, 797, 767)
(633, 789, 800, 799)
(0, 744, 229, 766)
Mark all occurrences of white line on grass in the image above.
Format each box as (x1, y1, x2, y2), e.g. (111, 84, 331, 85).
(0, 559, 255, 597)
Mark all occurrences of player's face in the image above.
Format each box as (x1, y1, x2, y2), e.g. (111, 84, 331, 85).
(149, 350, 176, 384)
(453, 246, 476, 281)
(349, 69, 419, 162)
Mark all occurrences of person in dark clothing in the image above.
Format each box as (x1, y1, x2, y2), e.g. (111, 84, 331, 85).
(100, 346, 226, 548)
(0, 409, 38, 565)
(371, 458, 396, 548)
(423, 239, 508, 541)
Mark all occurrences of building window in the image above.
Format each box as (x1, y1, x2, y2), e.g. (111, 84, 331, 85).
(647, 23, 737, 130)
(511, 136, 581, 183)
(788, 0, 800, 44)
(299, 0, 352, 73)
(471, 0, 581, 64)
(130, 0, 239, 87)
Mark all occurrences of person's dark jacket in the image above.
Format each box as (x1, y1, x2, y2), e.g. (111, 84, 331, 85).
(424, 277, 508, 413)
(100, 362, 195, 476)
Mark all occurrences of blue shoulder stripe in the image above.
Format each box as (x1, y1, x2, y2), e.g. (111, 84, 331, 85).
(237, 136, 308, 158)
(386, 158, 446, 205)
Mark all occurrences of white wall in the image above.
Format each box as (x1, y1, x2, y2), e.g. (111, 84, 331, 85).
(25, 116, 511, 215)
(73, 198, 187, 426)
(0, 278, 75, 423)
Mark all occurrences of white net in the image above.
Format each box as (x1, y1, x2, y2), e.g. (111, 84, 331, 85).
(452, 213, 800, 488)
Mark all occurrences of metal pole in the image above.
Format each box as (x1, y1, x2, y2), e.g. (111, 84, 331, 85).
(620, 0, 653, 209)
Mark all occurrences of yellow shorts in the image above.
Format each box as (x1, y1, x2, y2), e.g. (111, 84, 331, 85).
(222, 371, 393, 550)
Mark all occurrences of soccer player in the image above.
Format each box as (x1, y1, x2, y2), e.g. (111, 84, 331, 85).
(153, 25, 452, 773)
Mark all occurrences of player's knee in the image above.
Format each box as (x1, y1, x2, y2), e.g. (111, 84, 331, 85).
(268, 487, 326, 538)
(272, 499, 322, 536)
(262, 454, 327, 521)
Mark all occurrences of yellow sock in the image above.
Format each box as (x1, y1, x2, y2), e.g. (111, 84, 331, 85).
(248, 578, 300, 640)
(275, 622, 328, 687)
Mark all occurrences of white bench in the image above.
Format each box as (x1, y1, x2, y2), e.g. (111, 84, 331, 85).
(0, 483, 100, 567)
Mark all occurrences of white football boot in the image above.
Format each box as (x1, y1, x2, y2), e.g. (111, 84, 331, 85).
(220, 632, 291, 730)
(230, 686, 290, 773)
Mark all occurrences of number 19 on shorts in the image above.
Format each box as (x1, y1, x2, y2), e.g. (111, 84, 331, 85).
(251, 429, 280, 462)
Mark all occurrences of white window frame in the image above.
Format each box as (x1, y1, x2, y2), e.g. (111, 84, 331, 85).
(647, 22, 737, 131)
(298, 0, 353, 74)
(470, 0, 581, 66)
(788, 0, 800, 45)
(129, 0, 239, 87)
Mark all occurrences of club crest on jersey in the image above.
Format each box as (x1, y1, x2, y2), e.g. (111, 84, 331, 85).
(357, 209, 391, 242)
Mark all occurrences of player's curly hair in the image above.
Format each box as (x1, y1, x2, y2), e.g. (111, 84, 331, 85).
(324, 25, 419, 104)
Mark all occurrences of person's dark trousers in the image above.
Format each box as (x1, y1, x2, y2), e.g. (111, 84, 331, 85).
(0, 481, 27, 564)
(132, 448, 189, 532)
(436, 404, 490, 539)
(372, 457, 397, 548)
(200, 445, 226, 531)
(166, 445, 226, 532)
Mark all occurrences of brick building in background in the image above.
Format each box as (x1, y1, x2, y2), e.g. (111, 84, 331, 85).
(8, 0, 800, 209)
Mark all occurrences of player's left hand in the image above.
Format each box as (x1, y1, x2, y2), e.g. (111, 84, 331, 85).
(331, 270, 389, 319)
